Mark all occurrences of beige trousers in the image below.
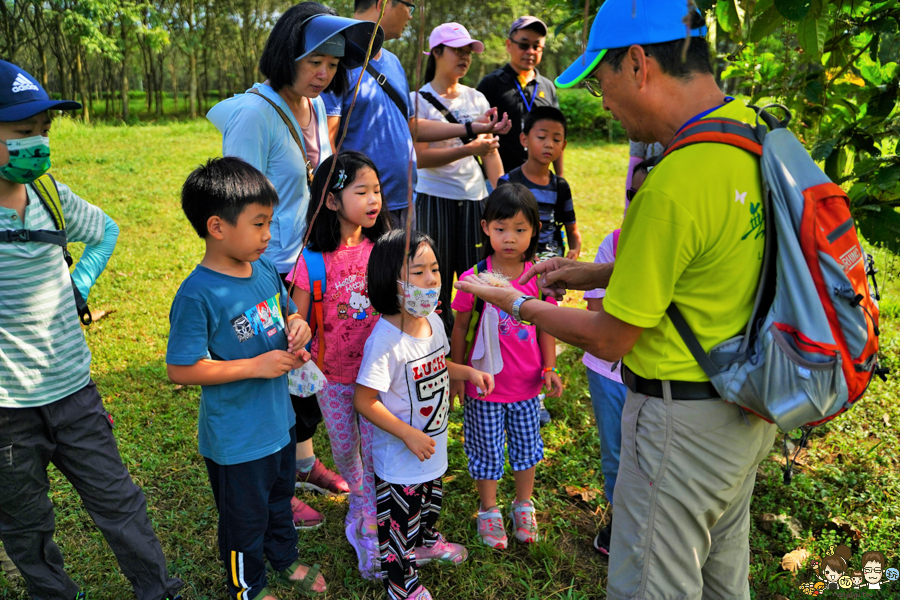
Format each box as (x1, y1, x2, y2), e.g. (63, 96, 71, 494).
(607, 385, 777, 600)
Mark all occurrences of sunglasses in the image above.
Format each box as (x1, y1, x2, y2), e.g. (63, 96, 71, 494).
(583, 79, 602, 98)
(626, 188, 638, 201)
(508, 38, 544, 53)
(397, 0, 416, 15)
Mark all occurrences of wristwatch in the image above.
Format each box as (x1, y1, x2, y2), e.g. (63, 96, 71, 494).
(511, 295, 538, 325)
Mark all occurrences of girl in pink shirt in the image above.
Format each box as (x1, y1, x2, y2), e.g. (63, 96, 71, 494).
(287, 151, 391, 579)
(450, 183, 563, 550)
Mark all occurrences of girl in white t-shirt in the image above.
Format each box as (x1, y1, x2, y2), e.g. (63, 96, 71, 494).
(354, 230, 493, 600)
(411, 22, 507, 338)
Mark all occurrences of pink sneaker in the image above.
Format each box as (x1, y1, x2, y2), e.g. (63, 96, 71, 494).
(290, 497, 324, 530)
(409, 585, 433, 600)
(296, 459, 350, 495)
(509, 499, 538, 543)
(477, 507, 508, 549)
(414, 534, 467, 565)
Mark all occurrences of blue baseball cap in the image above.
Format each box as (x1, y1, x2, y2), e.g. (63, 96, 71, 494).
(295, 14, 384, 70)
(556, 0, 707, 89)
(0, 60, 82, 122)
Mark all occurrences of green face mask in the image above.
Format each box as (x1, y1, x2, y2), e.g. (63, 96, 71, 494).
(0, 135, 51, 183)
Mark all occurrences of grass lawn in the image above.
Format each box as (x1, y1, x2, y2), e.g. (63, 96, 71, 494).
(0, 118, 898, 599)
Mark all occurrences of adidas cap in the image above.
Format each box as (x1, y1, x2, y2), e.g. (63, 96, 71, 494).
(0, 60, 81, 122)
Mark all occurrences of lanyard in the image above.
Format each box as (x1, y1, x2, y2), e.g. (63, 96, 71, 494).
(514, 79, 538, 114)
(674, 96, 735, 137)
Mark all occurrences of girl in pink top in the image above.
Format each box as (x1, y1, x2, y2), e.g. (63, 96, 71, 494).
(287, 151, 391, 579)
(450, 183, 563, 550)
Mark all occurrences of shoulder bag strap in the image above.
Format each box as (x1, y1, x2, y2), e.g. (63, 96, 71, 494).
(366, 63, 408, 120)
(247, 88, 313, 188)
(418, 91, 475, 145)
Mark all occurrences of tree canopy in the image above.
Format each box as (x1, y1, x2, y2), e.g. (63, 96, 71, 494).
(1, 0, 897, 246)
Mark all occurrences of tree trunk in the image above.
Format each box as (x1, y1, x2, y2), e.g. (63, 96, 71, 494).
(156, 52, 165, 115)
(189, 51, 198, 118)
(75, 46, 90, 124)
(121, 18, 130, 121)
(170, 57, 179, 111)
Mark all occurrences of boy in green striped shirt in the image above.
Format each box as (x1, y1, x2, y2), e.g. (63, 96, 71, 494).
(0, 60, 183, 600)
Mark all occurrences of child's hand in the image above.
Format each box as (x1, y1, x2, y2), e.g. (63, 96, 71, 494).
(286, 316, 312, 355)
(544, 369, 564, 398)
(254, 350, 297, 379)
(566, 243, 582, 261)
(469, 369, 494, 398)
(291, 348, 312, 369)
(449, 380, 466, 409)
(402, 428, 436, 461)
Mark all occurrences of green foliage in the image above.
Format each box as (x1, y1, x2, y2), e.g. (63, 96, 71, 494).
(545, 0, 900, 253)
(558, 88, 627, 141)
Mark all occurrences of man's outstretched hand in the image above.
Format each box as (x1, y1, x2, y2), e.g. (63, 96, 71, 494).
(520, 258, 613, 300)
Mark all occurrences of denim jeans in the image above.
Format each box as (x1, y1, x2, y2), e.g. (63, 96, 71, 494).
(586, 368, 627, 506)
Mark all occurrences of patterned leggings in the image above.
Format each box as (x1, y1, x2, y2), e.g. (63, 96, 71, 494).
(376, 475, 443, 600)
(316, 381, 376, 519)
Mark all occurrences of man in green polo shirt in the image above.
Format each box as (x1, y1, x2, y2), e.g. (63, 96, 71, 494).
(453, 0, 778, 598)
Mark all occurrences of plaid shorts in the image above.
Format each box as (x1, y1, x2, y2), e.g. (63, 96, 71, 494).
(463, 395, 544, 480)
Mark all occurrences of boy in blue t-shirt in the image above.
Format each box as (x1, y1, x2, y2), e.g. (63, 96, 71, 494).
(498, 106, 582, 260)
(166, 157, 326, 600)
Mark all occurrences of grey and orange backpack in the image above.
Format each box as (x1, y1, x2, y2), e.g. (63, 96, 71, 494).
(661, 105, 884, 482)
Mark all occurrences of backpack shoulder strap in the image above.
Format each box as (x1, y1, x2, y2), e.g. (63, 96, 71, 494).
(663, 117, 763, 159)
(33, 174, 65, 230)
(464, 259, 489, 362)
(0, 174, 69, 249)
(304, 249, 327, 369)
(366, 63, 408, 120)
(29, 174, 92, 325)
(418, 90, 474, 146)
(666, 303, 720, 380)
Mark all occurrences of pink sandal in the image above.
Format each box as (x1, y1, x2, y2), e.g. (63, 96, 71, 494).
(291, 497, 325, 529)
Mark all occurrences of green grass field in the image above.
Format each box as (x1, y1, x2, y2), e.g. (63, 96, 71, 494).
(0, 118, 898, 599)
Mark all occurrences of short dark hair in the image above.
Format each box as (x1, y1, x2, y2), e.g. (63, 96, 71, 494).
(481, 183, 540, 262)
(423, 44, 445, 83)
(259, 2, 350, 95)
(306, 151, 392, 253)
(602, 11, 712, 80)
(523, 105, 567, 138)
(181, 157, 279, 238)
(368, 229, 439, 315)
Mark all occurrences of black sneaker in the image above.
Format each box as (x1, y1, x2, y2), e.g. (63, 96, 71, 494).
(593, 521, 612, 556)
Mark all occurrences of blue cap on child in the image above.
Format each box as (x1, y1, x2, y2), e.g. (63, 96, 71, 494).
(0, 60, 82, 122)
(555, 0, 707, 89)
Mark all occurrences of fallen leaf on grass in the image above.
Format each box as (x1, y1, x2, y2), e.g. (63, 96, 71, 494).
(782, 548, 810, 573)
(173, 385, 185, 392)
(563, 485, 600, 502)
(883, 413, 891, 427)
(773, 594, 792, 600)
(829, 517, 863, 541)
(758, 513, 803, 539)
